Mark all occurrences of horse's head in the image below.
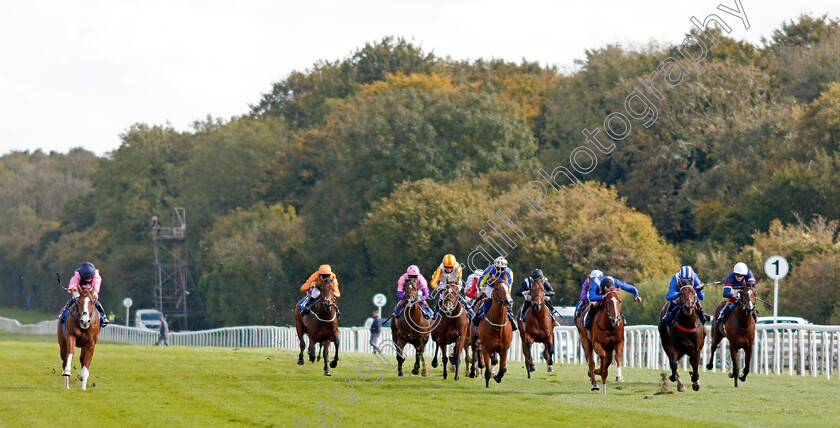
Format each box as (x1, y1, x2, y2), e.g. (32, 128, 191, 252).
(491, 278, 512, 309)
(74, 288, 96, 330)
(678, 284, 697, 317)
(603, 287, 623, 328)
(319, 276, 336, 308)
(738, 285, 757, 317)
(440, 281, 461, 313)
(404, 276, 420, 303)
(529, 278, 546, 312)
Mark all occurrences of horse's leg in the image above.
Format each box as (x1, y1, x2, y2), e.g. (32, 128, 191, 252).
(494, 345, 509, 384)
(453, 335, 465, 381)
(441, 341, 449, 379)
(547, 337, 555, 373)
(740, 344, 752, 382)
(671, 351, 685, 392)
(482, 345, 492, 388)
(706, 309, 724, 370)
(599, 347, 612, 395)
(593, 341, 608, 393)
(614, 340, 624, 383)
(329, 334, 339, 369)
(295, 315, 306, 365)
(395, 339, 406, 377)
(690, 350, 701, 391)
(431, 342, 440, 368)
(308, 336, 316, 363)
(80, 346, 94, 390)
(522, 337, 534, 378)
(62, 335, 76, 377)
(421, 341, 428, 377)
(322, 340, 332, 376)
(730, 346, 739, 387)
(583, 337, 598, 390)
(412, 343, 421, 376)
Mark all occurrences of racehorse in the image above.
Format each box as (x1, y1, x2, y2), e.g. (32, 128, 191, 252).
(477, 278, 514, 388)
(575, 284, 625, 393)
(295, 277, 340, 376)
(391, 277, 430, 377)
(430, 281, 469, 380)
(517, 279, 555, 378)
(658, 284, 706, 392)
(707, 284, 756, 387)
(57, 287, 100, 390)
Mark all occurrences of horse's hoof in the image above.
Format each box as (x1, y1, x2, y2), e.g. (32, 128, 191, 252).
(431, 360, 438, 368)
(529, 364, 536, 373)
(677, 384, 686, 392)
(616, 376, 624, 383)
(61, 371, 70, 377)
(705, 362, 713, 371)
(309, 356, 316, 363)
(330, 361, 337, 369)
(547, 366, 554, 373)
(398, 371, 404, 377)
(324, 372, 331, 377)
(422, 370, 428, 377)
(297, 358, 304, 366)
(77, 374, 83, 381)
(728, 372, 734, 378)
(411, 369, 419, 375)
(468, 370, 475, 378)
(669, 374, 676, 382)
(443, 372, 447, 380)
(739, 375, 747, 382)
(693, 383, 700, 391)
(591, 384, 599, 391)
(454, 374, 459, 381)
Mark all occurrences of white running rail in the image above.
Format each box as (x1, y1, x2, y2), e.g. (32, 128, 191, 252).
(4, 316, 839, 380)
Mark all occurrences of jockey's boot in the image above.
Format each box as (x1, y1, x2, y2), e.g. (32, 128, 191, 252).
(507, 309, 518, 331)
(718, 304, 732, 324)
(58, 298, 76, 320)
(520, 301, 531, 322)
(95, 300, 109, 326)
(300, 296, 311, 316)
(421, 302, 434, 319)
(584, 305, 596, 330)
(393, 301, 404, 318)
(661, 301, 674, 325)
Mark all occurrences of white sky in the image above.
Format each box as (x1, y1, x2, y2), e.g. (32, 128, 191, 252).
(1, 0, 838, 156)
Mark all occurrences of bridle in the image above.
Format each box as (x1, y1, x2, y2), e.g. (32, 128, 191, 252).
(735, 286, 756, 331)
(439, 282, 463, 318)
(678, 284, 696, 314)
(530, 280, 545, 311)
(483, 281, 511, 329)
(311, 282, 337, 323)
(597, 290, 622, 329)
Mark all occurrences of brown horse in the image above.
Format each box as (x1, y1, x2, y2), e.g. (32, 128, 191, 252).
(295, 277, 340, 376)
(477, 278, 514, 387)
(391, 277, 430, 377)
(466, 315, 484, 379)
(658, 285, 706, 392)
(575, 286, 625, 393)
(430, 281, 469, 380)
(706, 284, 756, 387)
(57, 287, 100, 390)
(517, 279, 555, 378)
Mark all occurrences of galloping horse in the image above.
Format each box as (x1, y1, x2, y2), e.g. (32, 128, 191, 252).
(430, 281, 469, 380)
(477, 278, 514, 388)
(57, 287, 100, 390)
(391, 277, 430, 377)
(707, 284, 756, 387)
(575, 284, 625, 393)
(658, 284, 706, 392)
(517, 279, 555, 378)
(295, 277, 340, 376)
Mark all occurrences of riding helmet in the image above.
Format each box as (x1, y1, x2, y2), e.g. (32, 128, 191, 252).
(733, 262, 748, 276)
(77, 262, 96, 279)
(493, 257, 508, 269)
(531, 269, 544, 280)
(442, 254, 457, 268)
(679, 265, 695, 282)
(406, 265, 420, 276)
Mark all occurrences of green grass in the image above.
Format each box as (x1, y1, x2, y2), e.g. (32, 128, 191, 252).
(0, 333, 837, 427)
(0, 307, 55, 324)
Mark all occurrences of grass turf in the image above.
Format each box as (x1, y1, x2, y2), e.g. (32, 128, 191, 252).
(0, 333, 836, 427)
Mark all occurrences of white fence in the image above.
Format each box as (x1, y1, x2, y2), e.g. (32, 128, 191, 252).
(4, 316, 840, 380)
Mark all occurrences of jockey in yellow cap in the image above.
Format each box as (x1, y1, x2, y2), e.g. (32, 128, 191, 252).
(429, 254, 464, 316)
(299, 264, 340, 316)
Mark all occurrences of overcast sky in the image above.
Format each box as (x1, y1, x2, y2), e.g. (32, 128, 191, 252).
(1, 0, 839, 157)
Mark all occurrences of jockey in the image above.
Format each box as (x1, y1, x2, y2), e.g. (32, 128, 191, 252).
(471, 256, 517, 331)
(575, 269, 602, 318)
(58, 262, 108, 326)
(514, 269, 557, 321)
(299, 264, 340, 316)
(393, 265, 434, 319)
(718, 262, 756, 323)
(661, 265, 709, 325)
(429, 254, 465, 315)
(463, 268, 483, 317)
(584, 275, 642, 329)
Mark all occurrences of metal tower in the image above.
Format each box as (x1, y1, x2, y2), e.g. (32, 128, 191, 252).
(151, 208, 206, 330)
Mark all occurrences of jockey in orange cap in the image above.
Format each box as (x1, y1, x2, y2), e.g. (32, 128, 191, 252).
(299, 264, 340, 316)
(429, 254, 465, 316)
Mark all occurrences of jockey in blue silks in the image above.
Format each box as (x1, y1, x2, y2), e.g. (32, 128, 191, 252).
(661, 265, 709, 325)
(470, 256, 517, 331)
(584, 275, 641, 329)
